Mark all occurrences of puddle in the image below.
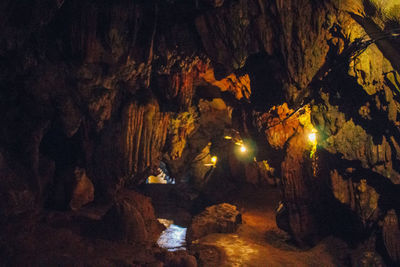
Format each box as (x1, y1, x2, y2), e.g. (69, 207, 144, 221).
(157, 219, 187, 251)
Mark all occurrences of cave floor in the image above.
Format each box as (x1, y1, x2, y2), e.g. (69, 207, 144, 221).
(195, 185, 350, 266)
(150, 184, 351, 267)
(1, 214, 161, 266)
(2, 185, 352, 266)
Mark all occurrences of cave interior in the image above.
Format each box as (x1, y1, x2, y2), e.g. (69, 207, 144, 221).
(1, 0, 400, 266)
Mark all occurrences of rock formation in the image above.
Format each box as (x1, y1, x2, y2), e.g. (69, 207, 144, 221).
(186, 203, 242, 243)
(1, 0, 400, 265)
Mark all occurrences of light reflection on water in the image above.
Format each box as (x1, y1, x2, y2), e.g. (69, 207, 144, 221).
(157, 219, 187, 251)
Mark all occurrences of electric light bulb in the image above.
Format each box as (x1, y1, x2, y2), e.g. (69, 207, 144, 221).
(211, 156, 217, 164)
(308, 133, 316, 142)
(240, 146, 247, 153)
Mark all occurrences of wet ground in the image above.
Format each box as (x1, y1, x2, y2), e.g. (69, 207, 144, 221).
(148, 184, 350, 266)
(194, 185, 349, 266)
(157, 218, 187, 251)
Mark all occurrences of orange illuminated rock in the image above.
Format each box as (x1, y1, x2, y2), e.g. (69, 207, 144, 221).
(255, 103, 313, 149)
(253, 103, 318, 245)
(199, 68, 251, 100)
(122, 100, 170, 177)
(280, 132, 318, 245)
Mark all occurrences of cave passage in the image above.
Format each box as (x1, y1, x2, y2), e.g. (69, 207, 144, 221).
(1, 0, 400, 266)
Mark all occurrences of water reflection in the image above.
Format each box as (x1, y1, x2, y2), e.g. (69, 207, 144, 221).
(157, 219, 187, 251)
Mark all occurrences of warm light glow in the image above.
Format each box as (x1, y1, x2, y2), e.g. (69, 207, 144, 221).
(308, 133, 316, 143)
(147, 175, 167, 184)
(308, 130, 317, 158)
(211, 156, 217, 164)
(224, 136, 232, 140)
(240, 145, 247, 153)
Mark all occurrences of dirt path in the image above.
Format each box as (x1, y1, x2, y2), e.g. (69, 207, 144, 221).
(195, 185, 349, 267)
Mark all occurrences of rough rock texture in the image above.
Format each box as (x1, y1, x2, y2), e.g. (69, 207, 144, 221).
(165, 94, 233, 187)
(118, 189, 165, 243)
(0, 150, 37, 218)
(1, 0, 400, 264)
(187, 203, 241, 243)
(162, 250, 198, 267)
(49, 166, 94, 211)
(252, 102, 320, 245)
(103, 199, 148, 243)
(190, 244, 226, 267)
(244, 161, 278, 186)
(103, 190, 164, 243)
(69, 167, 94, 211)
(229, 1, 400, 261)
(382, 209, 400, 263)
(305, 3, 400, 261)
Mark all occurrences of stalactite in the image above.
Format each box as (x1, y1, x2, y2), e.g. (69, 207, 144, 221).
(166, 59, 208, 109)
(122, 99, 169, 182)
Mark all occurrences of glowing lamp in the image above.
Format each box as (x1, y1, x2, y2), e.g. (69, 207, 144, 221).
(240, 145, 247, 153)
(211, 156, 217, 164)
(224, 136, 232, 140)
(308, 133, 316, 143)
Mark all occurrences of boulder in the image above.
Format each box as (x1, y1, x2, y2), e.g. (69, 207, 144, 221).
(117, 190, 165, 242)
(69, 168, 94, 211)
(186, 203, 241, 243)
(103, 190, 164, 243)
(103, 198, 148, 243)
